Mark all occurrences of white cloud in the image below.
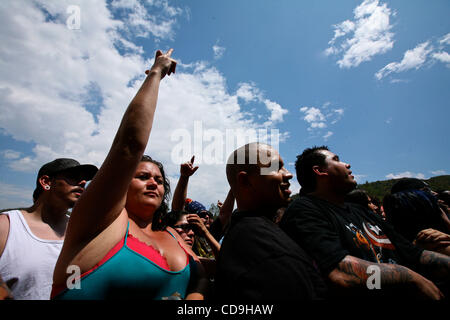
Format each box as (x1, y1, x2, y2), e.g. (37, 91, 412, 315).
(333, 108, 344, 115)
(389, 79, 409, 84)
(1, 150, 22, 160)
(289, 178, 301, 196)
(301, 107, 325, 123)
(325, 0, 395, 68)
(323, 131, 333, 140)
(300, 104, 344, 139)
(236, 82, 261, 102)
(353, 174, 367, 183)
(376, 32, 450, 80)
(432, 51, 450, 65)
(430, 170, 446, 176)
(110, 0, 183, 39)
(0, 0, 288, 208)
(385, 171, 425, 180)
(329, 20, 355, 44)
(375, 42, 433, 80)
(439, 33, 450, 45)
(310, 122, 326, 129)
(263, 100, 288, 125)
(0, 181, 33, 208)
(236, 82, 288, 125)
(212, 44, 226, 60)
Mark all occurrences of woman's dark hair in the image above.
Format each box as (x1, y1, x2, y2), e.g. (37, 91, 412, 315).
(383, 189, 446, 242)
(158, 210, 188, 230)
(345, 189, 370, 207)
(140, 155, 171, 231)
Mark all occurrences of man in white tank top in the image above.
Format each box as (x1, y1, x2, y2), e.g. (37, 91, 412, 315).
(0, 158, 97, 300)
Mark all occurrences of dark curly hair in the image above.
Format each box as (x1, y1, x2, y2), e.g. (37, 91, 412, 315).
(383, 189, 447, 242)
(140, 155, 171, 231)
(295, 146, 329, 193)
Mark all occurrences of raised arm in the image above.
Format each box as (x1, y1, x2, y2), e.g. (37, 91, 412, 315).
(217, 189, 234, 231)
(55, 49, 177, 274)
(328, 255, 444, 300)
(171, 156, 199, 211)
(187, 214, 221, 259)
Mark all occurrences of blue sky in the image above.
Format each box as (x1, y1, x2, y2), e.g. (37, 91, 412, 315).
(0, 0, 449, 208)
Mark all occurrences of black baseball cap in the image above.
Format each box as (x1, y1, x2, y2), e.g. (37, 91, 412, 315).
(33, 158, 98, 200)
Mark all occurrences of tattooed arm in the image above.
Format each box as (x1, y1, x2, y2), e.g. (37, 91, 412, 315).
(328, 255, 444, 300)
(419, 250, 450, 279)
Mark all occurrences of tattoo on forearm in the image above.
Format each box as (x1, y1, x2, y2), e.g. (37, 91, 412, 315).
(420, 250, 450, 278)
(336, 256, 413, 288)
(336, 257, 366, 287)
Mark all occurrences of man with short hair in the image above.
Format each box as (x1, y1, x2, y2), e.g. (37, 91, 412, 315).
(280, 146, 450, 300)
(214, 143, 327, 301)
(0, 158, 97, 300)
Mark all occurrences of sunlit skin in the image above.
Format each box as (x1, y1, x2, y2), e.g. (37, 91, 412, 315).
(49, 170, 88, 208)
(248, 145, 293, 210)
(310, 150, 357, 205)
(173, 214, 195, 248)
(53, 49, 207, 300)
(125, 162, 165, 223)
(367, 197, 379, 214)
(320, 150, 356, 190)
(229, 144, 293, 214)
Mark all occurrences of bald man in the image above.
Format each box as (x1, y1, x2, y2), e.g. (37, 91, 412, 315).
(213, 143, 327, 301)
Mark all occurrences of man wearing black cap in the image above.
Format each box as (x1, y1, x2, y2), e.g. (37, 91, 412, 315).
(0, 158, 98, 299)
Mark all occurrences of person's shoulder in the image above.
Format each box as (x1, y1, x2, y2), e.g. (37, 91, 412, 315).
(346, 202, 378, 218)
(0, 210, 13, 255)
(0, 213, 10, 228)
(228, 214, 269, 234)
(223, 215, 277, 247)
(0, 208, 22, 215)
(221, 216, 290, 261)
(288, 195, 319, 209)
(284, 196, 322, 218)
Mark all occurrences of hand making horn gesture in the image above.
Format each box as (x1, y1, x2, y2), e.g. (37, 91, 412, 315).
(145, 48, 177, 79)
(180, 155, 199, 178)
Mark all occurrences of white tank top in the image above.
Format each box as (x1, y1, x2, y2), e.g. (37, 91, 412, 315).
(0, 210, 64, 300)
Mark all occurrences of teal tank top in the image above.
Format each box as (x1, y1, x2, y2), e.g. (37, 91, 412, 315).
(52, 222, 191, 300)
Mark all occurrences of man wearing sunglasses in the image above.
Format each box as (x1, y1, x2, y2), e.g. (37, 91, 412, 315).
(0, 158, 97, 299)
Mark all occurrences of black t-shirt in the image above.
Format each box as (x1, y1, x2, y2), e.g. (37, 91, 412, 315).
(213, 210, 328, 301)
(280, 195, 424, 276)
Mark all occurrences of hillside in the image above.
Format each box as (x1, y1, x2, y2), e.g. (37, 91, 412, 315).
(358, 175, 450, 200)
(290, 175, 450, 201)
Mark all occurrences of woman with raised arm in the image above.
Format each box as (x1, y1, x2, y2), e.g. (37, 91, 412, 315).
(51, 49, 207, 300)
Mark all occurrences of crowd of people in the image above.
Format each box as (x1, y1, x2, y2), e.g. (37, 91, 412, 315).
(0, 49, 449, 301)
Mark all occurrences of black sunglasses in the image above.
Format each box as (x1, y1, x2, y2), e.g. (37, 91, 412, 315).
(197, 211, 212, 219)
(174, 224, 194, 232)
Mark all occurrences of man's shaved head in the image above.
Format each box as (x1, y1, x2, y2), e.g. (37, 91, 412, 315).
(225, 142, 292, 213)
(226, 142, 273, 190)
